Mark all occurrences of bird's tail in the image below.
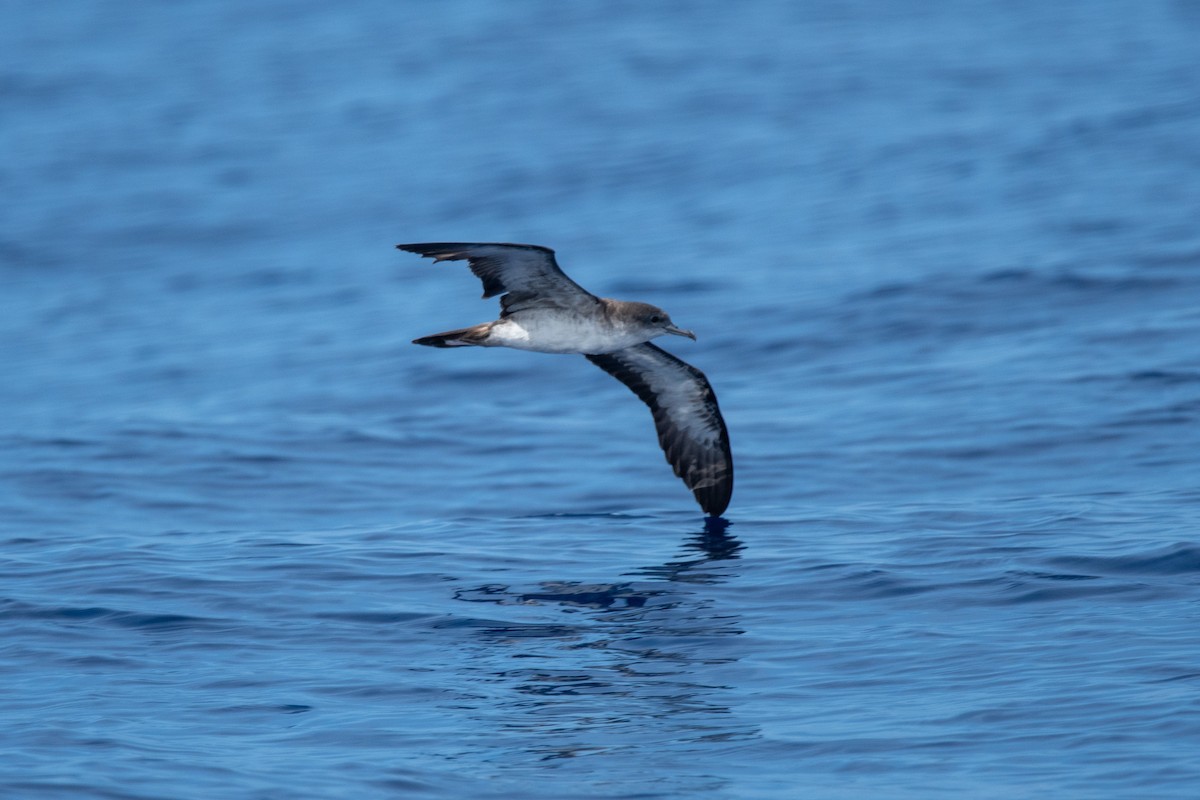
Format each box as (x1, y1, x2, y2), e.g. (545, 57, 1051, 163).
(412, 323, 492, 348)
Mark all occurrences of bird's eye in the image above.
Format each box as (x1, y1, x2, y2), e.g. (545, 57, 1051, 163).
(650, 315, 663, 324)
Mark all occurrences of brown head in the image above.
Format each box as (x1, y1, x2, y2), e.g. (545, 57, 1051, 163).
(613, 300, 696, 341)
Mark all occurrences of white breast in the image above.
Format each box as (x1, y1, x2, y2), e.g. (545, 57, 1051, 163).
(487, 314, 648, 354)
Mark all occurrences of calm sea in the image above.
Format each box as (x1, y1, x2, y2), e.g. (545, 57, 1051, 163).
(3, 1, 1199, 797)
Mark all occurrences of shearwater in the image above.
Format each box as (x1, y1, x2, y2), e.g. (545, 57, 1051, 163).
(400, 242, 733, 517)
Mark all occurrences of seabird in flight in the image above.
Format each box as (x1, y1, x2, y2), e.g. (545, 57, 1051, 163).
(400, 242, 733, 517)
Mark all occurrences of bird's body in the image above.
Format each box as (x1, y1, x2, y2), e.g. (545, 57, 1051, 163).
(420, 299, 682, 354)
(401, 242, 733, 517)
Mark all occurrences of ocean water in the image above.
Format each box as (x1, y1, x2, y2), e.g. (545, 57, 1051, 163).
(3, 1, 1200, 797)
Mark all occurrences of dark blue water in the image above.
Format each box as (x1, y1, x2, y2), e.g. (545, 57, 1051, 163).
(4, 1, 1200, 797)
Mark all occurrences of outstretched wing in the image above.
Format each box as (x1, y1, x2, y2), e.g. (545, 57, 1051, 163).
(397, 242, 600, 316)
(586, 343, 733, 517)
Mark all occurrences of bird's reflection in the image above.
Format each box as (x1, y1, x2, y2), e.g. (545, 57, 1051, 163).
(446, 518, 755, 771)
(628, 516, 742, 583)
(452, 518, 743, 609)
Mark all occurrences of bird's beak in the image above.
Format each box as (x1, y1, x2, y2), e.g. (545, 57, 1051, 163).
(665, 325, 697, 341)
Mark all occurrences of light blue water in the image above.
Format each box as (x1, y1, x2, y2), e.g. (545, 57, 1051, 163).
(3, 1, 1200, 797)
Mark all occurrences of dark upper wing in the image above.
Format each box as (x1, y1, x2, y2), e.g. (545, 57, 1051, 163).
(586, 343, 733, 517)
(397, 242, 600, 316)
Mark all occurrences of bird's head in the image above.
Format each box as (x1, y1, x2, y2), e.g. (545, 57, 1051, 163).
(628, 302, 696, 341)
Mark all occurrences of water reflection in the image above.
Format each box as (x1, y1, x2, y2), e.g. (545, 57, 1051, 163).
(630, 517, 743, 583)
(447, 520, 755, 774)
(452, 520, 743, 609)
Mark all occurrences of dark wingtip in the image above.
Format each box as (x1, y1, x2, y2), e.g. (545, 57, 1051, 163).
(701, 499, 731, 518)
(696, 475, 733, 518)
(397, 243, 457, 257)
(397, 243, 439, 255)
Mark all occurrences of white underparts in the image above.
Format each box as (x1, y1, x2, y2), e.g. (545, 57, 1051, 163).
(487, 319, 532, 345)
(484, 314, 654, 354)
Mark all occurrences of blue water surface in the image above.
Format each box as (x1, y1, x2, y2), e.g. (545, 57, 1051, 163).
(3, 1, 1200, 798)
